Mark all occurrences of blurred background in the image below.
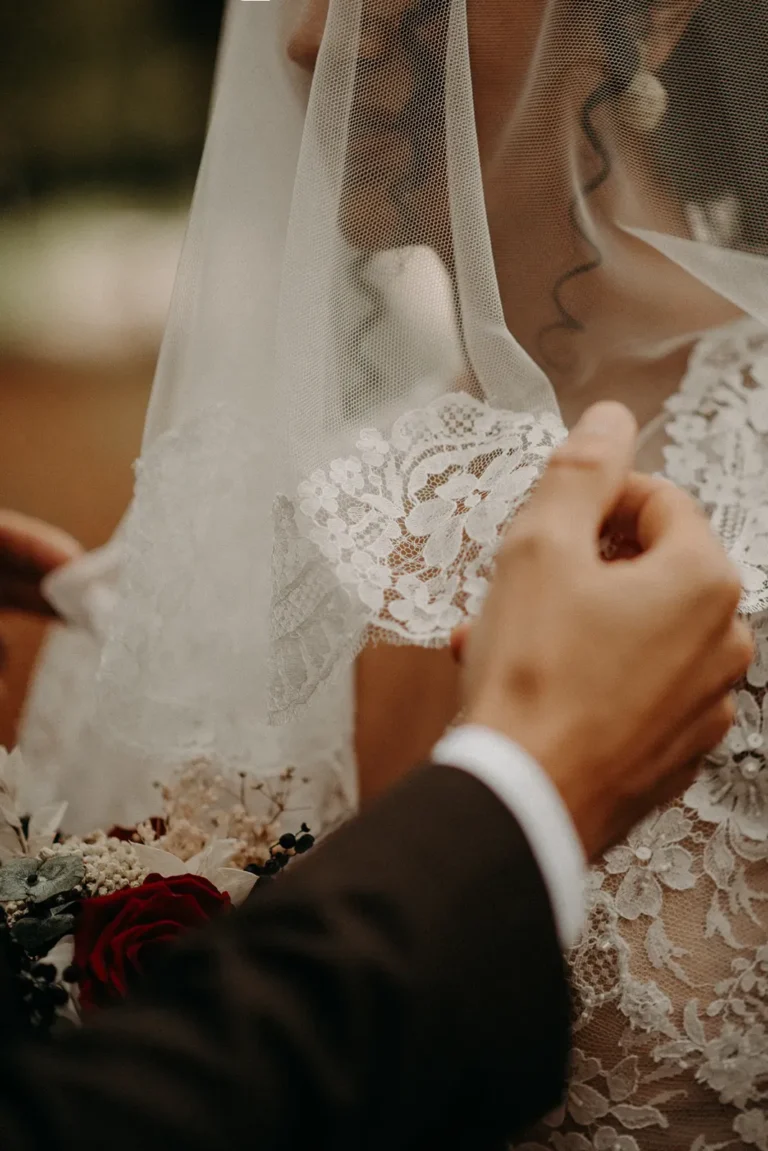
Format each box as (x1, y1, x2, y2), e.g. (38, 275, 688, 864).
(0, 0, 225, 745)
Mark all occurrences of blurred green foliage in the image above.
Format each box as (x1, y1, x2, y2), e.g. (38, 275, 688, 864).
(0, 0, 224, 204)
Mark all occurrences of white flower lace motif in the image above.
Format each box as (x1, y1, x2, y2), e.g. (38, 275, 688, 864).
(297, 393, 564, 643)
(519, 320, 768, 1151)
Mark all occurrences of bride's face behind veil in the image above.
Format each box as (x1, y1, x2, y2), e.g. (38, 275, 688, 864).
(289, 0, 744, 408)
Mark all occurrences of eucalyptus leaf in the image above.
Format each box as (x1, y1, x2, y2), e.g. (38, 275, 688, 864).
(12, 910, 76, 955)
(0, 853, 83, 904)
(0, 858, 38, 900)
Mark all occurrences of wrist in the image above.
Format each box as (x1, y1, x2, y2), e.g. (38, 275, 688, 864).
(464, 701, 608, 861)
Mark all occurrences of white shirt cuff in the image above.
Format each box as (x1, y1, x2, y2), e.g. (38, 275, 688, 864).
(431, 725, 586, 949)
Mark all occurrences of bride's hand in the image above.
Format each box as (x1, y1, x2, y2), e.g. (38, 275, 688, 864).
(456, 402, 753, 861)
(0, 510, 82, 617)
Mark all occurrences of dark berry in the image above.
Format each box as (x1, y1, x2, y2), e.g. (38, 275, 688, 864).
(38, 1006, 56, 1031)
(278, 833, 296, 850)
(295, 834, 315, 854)
(244, 863, 262, 876)
(30, 984, 50, 1008)
(31, 963, 56, 983)
(263, 858, 281, 876)
(62, 965, 82, 984)
(50, 985, 70, 1008)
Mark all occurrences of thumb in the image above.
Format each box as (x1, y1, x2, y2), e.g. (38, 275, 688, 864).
(0, 511, 82, 574)
(530, 402, 638, 544)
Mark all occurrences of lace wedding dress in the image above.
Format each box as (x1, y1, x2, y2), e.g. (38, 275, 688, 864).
(20, 315, 768, 1149)
(17, 1, 768, 1147)
(520, 319, 768, 1151)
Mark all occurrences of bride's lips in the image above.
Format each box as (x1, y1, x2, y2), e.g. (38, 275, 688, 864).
(345, 128, 413, 186)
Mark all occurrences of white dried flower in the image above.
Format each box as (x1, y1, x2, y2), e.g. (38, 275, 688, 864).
(2, 899, 24, 926)
(43, 837, 148, 897)
(147, 761, 295, 871)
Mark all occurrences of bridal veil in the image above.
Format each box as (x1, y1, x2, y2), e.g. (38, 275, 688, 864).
(39, 0, 768, 825)
(22, 0, 768, 1144)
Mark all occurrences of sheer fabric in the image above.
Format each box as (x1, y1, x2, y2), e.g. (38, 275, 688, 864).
(23, 0, 768, 1145)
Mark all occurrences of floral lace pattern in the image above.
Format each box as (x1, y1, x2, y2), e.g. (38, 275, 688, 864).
(296, 393, 564, 643)
(664, 321, 768, 614)
(269, 495, 363, 725)
(18, 320, 768, 1148)
(520, 319, 768, 1151)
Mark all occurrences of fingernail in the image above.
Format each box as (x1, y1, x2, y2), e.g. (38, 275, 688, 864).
(576, 402, 634, 436)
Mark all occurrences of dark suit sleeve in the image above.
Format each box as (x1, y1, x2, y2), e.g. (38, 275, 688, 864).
(0, 763, 570, 1151)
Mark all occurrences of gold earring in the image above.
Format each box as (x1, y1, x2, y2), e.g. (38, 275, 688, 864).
(615, 45, 668, 135)
(617, 70, 668, 133)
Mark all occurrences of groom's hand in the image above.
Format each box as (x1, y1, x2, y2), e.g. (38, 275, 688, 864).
(458, 402, 752, 861)
(0, 510, 82, 617)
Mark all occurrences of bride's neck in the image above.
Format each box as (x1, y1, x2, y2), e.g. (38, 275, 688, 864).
(491, 212, 743, 429)
(487, 130, 744, 423)
(553, 340, 695, 431)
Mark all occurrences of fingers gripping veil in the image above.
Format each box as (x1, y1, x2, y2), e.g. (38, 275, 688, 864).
(26, 0, 768, 1144)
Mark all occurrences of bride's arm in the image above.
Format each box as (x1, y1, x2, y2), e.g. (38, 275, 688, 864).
(355, 642, 461, 805)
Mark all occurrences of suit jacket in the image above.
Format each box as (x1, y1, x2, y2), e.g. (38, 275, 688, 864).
(0, 764, 570, 1150)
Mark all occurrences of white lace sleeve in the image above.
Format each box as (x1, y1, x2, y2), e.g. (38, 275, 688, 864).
(296, 392, 565, 643)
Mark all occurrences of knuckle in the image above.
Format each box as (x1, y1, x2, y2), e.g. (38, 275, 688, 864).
(502, 518, 565, 565)
(548, 439, 607, 475)
(683, 547, 742, 610)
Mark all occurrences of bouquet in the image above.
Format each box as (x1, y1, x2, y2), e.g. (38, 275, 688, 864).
(0, 747, 314, 1034)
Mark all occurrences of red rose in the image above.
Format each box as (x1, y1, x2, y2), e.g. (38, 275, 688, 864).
(73, 873, 230, 1010)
